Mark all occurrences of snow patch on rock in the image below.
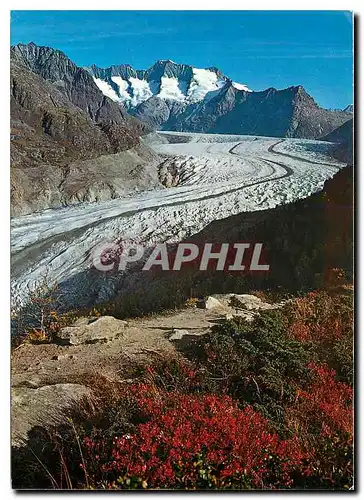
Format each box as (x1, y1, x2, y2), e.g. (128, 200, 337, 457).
(158, 76, 186, 101)
(93, 77, 121, 102)
(129, 77, 154, 106)
(232, 81, 252, 92)
(110, 76, 131, 101)
(187, 68, 225, 103)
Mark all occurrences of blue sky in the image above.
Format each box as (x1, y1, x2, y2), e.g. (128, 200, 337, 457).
(11, 11, 353, 109)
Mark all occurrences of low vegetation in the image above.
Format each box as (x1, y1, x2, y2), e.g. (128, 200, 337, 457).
(12, 286, 353, 490)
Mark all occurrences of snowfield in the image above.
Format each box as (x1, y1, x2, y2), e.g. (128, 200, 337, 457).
(93, 67, 251, 107)
(11, 133, 345, 307)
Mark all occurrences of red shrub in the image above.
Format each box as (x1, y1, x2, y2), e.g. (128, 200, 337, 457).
(293, 363, 353, 438)
(286, 363, 353, 488)
(84, 386, 308, 489)
(287, 290, 352, 345)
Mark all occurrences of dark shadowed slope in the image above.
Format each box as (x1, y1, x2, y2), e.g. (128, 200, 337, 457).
(321, 119, 353, 164)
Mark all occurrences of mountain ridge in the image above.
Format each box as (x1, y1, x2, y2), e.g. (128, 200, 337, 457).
(87, 57, 351, 138)
(12, 43, 352, 139)
(10, 42, 160, 215)
(11, 42, 150, 136)
(86, 59, 250, 111)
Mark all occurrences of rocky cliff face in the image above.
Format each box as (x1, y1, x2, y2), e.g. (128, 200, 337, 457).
(11, 61, 113, 164)
(10, 43, 159, 215)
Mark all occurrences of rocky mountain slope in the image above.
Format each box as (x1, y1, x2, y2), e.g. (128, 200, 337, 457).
(11, 43, 159, 215)
(321, 118, 353, 164)
(11, 42, 149, 141)
(88, 60, 352, 138)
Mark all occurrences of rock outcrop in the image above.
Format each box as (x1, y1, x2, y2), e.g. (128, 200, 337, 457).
(12, 383, 92, 446)
(321, 118, 353, 164)
(56, 316, 127, 345)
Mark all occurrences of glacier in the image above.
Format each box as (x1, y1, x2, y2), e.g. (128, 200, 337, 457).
(11, 133, 345, 308)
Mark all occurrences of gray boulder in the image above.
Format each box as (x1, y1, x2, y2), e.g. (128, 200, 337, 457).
(56, 316, 127, 345)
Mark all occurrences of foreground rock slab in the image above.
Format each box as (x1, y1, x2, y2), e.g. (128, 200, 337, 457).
(12, 383, 92, 446)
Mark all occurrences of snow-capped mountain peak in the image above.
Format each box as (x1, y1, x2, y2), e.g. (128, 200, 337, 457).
(87, 60, 252, 108)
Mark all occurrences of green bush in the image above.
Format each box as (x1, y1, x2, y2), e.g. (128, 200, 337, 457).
(197, 310, 311, 432)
